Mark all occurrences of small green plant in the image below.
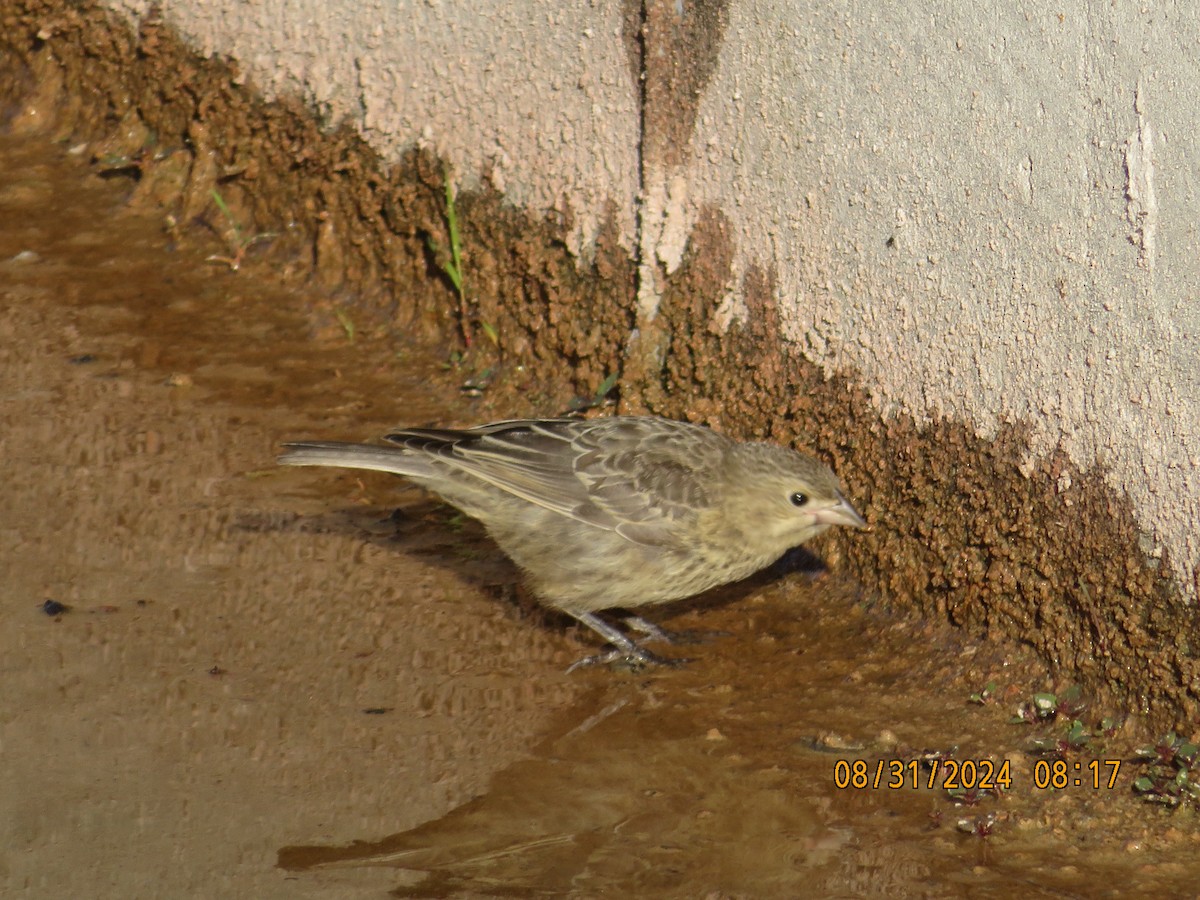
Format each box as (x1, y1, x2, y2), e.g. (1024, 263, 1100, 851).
(593, 371, 619, 404)
(1011, 685, 1086, 725)
(946, 784, 997, 806)
(1029, 719, 1092, 756)
(1132, 733, 1200, 807)
(1008, 686, 1105, 758)
(334, 308, 356, 343)
(565, 371, 621, 413)
(206, 189, 275, 271)
(426, 164, 472, 347)
(956, 811, 999, 837)
(968, 681, 997, 705)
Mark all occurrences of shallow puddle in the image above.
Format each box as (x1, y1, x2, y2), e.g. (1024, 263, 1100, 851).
(2, 129, 1198, 898)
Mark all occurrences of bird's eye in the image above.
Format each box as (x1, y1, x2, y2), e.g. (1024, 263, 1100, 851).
(789, 491, 809, 507)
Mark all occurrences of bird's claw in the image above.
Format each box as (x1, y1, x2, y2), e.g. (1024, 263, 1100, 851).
(565, 645, 691, 673)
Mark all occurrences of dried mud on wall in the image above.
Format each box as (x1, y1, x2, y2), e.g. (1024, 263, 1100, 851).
(1, 0, 1195, 731)
(0, 1, 636, 404)
(628, 206, 1194, 730)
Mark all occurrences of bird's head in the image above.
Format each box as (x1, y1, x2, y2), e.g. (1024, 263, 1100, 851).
(723, 443, 866, 552)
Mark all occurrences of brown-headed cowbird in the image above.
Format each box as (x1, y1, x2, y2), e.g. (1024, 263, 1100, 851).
(279, 416, 865, 668)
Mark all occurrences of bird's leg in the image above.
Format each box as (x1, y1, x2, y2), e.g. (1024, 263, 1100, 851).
(622, 615, 675, 643)
(565, 612, 690, 672)
(573, 610, 638, 651)
(623, 615, 725, 646)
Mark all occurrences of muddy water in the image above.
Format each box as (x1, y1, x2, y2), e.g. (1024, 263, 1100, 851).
(1, 131, 1197, 898)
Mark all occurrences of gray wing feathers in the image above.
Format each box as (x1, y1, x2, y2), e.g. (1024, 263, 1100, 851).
(289, 418, 732, 548)
(411, 418, 728, 546)
(386, 420, 587, 514)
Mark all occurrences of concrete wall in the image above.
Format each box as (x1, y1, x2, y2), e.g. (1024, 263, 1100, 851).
(675, 2, 1199, 596)
(104, 0, 1197, 597)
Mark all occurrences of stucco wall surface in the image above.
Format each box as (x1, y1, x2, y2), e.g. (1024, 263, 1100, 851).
(673, 2, 1198, 593)
(100, 0, 1197, 595)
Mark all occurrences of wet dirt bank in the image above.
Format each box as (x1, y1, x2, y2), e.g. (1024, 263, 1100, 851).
(3, 130, 1200, 898)
(2, 0, 1192, 732)
(0, 129, 581, 896)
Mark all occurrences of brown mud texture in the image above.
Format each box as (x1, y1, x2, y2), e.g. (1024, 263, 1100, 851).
(1, 0, 1193, 728)
(2, 4, 1200, 898)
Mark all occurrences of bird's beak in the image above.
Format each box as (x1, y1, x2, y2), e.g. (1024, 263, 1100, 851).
(816, 491, 867, 529)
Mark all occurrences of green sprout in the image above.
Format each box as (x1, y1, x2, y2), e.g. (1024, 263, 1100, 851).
(593, 371, 619, 404)
(426, 164, 472, 347)
(968, 681, 997, 705)
(564, 371, 621, 413)
(334, 308, 356, 343)
(205, 189, 275, 271)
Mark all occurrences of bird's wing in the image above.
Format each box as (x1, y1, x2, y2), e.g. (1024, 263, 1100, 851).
(384, 418, 728, 547)
(385, 419, 599, 517)
(570, 418, 727, 546)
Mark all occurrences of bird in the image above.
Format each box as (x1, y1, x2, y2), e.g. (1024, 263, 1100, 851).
(278, 416, 866, 669)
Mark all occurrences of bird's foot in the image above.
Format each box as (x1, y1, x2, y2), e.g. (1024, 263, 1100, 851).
(565, 644, 691, 673)
(566, 610, 693, 672)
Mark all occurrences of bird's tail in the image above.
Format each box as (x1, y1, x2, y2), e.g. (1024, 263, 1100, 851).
(278, 441, 434, 478)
